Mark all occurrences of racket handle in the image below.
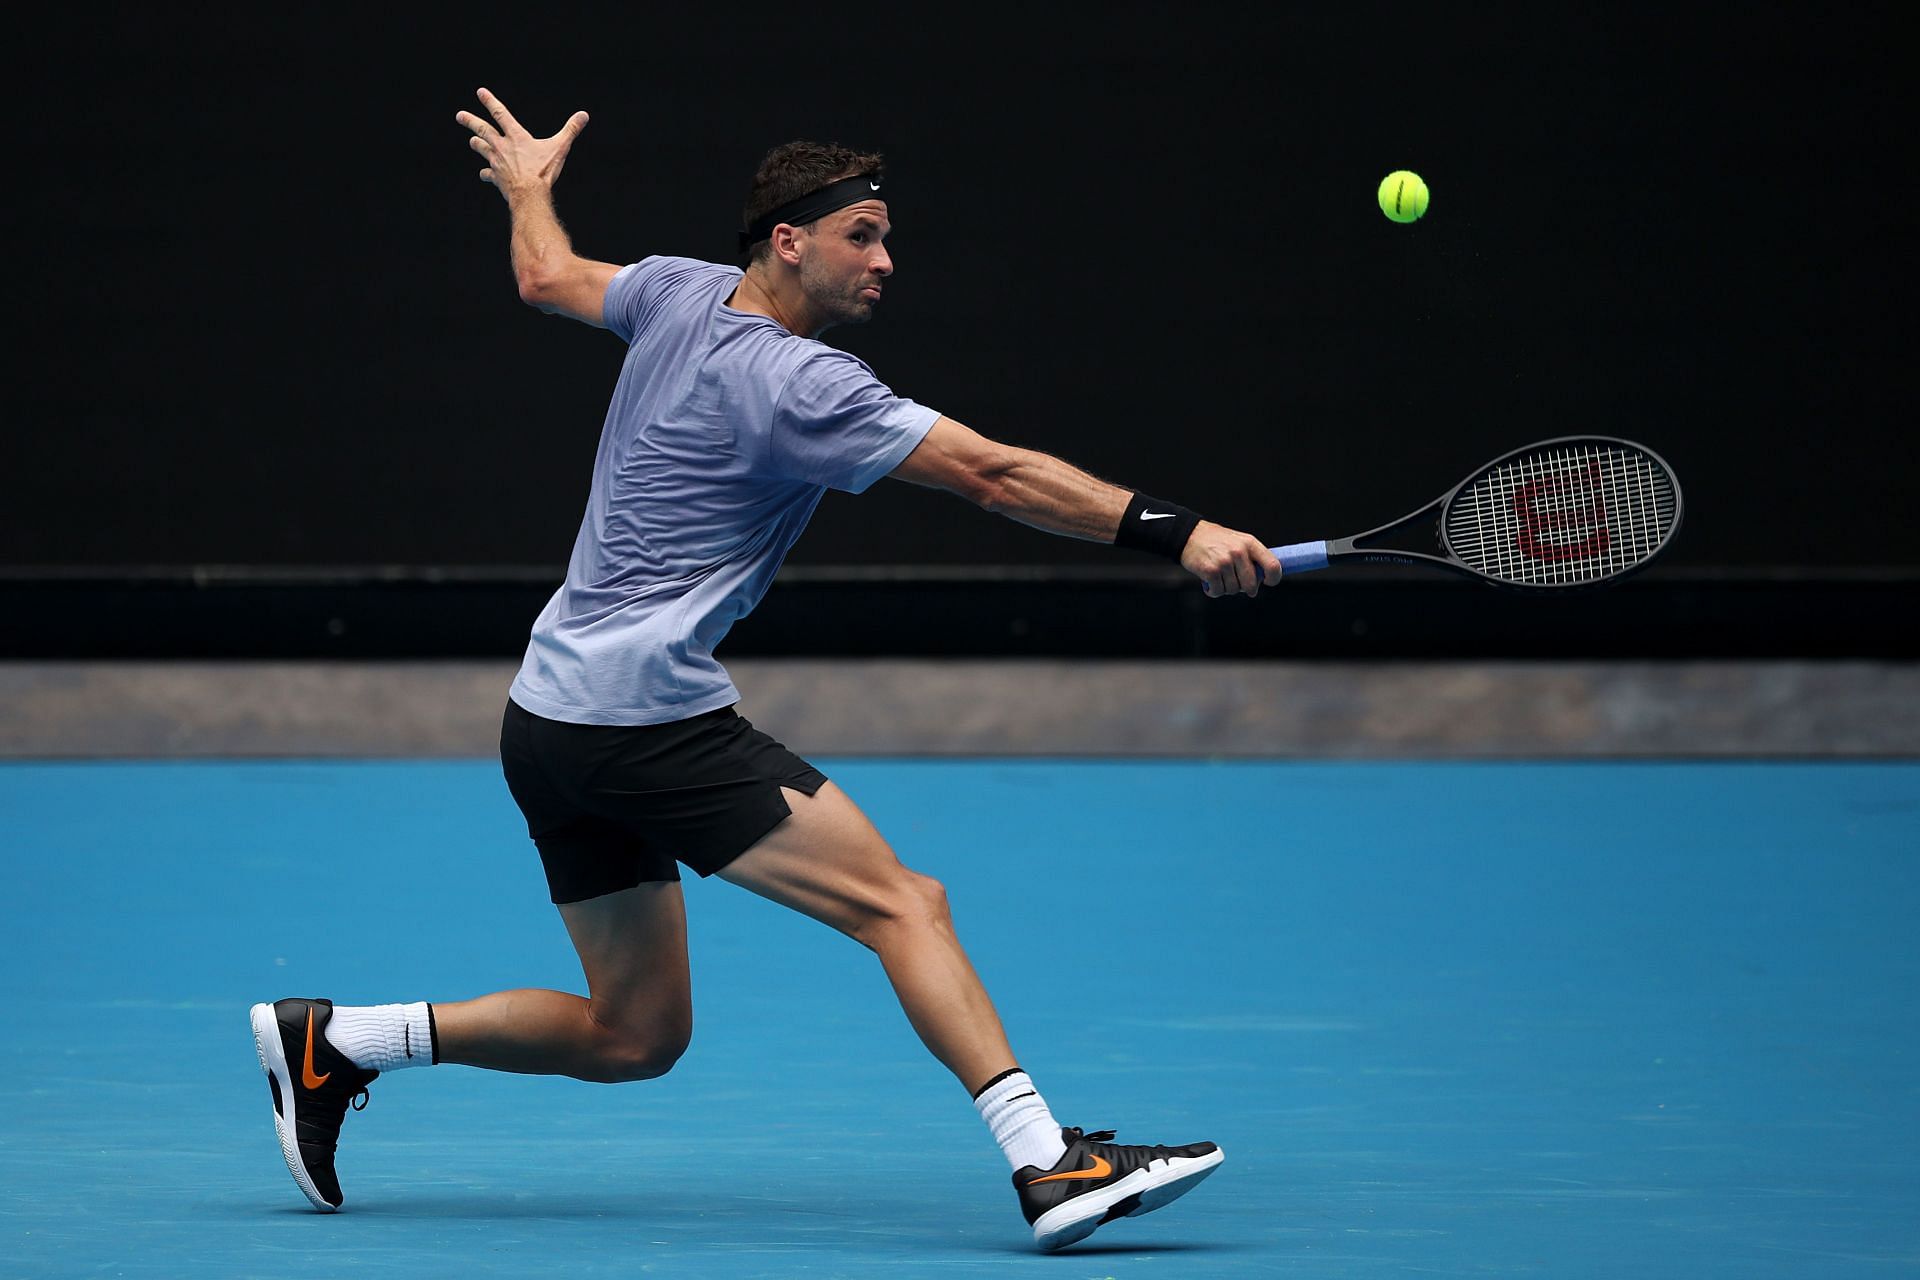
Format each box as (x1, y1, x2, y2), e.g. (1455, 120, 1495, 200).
(1274, 541, 1329, 575)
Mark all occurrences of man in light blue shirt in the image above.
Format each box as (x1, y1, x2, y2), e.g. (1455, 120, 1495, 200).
(508, 252, 940, 725)
(252, 87, 1278, 1251)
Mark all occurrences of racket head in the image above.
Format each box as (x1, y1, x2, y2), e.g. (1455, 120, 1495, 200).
(1437, 436, 1683, 590)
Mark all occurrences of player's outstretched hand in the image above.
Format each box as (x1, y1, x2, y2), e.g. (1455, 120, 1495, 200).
(455, 88, 589, 199)
(1183, 521, 1282, 598)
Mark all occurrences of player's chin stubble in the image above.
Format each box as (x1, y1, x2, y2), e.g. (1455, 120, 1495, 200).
(801, 260, 876, 329)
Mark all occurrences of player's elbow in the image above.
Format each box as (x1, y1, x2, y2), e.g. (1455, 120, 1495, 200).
(516, 269, 558, 310)
(514, 260, 572, 310)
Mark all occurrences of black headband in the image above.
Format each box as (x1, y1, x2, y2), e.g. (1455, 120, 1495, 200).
(738, 172, 885, 252)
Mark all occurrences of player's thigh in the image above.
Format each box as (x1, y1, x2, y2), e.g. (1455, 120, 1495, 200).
(716, 781, 942, 940)
(557, 881, 694, 1035)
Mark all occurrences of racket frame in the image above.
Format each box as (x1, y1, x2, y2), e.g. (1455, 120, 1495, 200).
(1277, 435, 1684, 591)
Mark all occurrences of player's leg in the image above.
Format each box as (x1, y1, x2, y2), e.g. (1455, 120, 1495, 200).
(432, 879, 694, 1082)
(249, 702, 701, 1211)
(249, 876, 694, 1211)
(428, 700, 698, 1081)
(716, 780, 1013, 1091)
(717, 778, 1223, 1251)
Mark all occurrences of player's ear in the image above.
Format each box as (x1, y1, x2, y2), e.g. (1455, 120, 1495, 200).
(772, 224, 805, 267)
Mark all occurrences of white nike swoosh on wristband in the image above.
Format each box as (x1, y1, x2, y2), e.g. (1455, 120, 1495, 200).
(1140, 511, 1178, 520)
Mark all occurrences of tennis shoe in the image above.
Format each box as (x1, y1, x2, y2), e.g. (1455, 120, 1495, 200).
(249, 997, 378, 1211)
(1013, 1125, 1224, 1251)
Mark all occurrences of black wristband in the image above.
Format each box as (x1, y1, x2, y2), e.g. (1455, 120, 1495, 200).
(1113, 493, 1202, 561)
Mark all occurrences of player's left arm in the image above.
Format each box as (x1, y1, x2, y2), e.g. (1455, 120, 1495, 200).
(890, 415, 1280, 597)
(457, 87, 620, 328)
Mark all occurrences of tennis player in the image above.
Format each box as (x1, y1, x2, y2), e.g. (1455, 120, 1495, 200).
(250, 88, 1279, 1252)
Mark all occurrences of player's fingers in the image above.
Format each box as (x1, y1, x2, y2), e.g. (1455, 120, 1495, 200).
(468, 134, 492, 155)
(1250, 543, 1281, 590)
(477, 87, 523, 134)
(560, 110, 589, 141)
(456, 110, 494, 138)
(479, 168, 496, 185)
(1221, 556, 1247, 598)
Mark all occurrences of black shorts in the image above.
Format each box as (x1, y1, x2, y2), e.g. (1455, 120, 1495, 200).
(498, 699, 828, 904)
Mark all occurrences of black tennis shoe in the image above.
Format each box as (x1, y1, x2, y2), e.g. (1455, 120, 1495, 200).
(1013, 1125, 1225, 1251)
(249, 998, 378, 1211)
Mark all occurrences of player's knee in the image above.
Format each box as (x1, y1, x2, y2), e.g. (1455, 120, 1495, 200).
(908, 871, 951, 925)
(629, 1030, 691, 1081)
(844, 868, 954, 952)
(588, 1013, 692, 1083)
(601, 1032, 690, 1083)
(869, 870, 952, 940)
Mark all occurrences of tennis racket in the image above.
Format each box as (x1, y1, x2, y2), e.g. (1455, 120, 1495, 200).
(1271, 435, 1683, 590)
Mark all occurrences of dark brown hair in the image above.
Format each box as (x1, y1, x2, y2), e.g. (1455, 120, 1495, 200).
(742, 141, 885, 264)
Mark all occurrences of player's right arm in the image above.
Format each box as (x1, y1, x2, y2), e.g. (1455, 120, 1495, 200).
(890, 415, 1281, 598)
(457, 87, 620, 328)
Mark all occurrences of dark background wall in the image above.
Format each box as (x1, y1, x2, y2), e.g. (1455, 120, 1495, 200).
(8, 4, 1911, 576)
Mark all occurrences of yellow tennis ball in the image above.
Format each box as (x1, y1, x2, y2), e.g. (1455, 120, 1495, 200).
(1378, 170, 1429, 223)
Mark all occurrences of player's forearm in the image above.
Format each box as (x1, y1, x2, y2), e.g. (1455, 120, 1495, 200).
(979, 449, 1133, 543)
(504, 185, 577, 301)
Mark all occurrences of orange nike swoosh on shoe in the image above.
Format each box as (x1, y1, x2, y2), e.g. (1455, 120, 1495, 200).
(302, 1007, 332, 1090)
(1025, 1154, 1112, 1186)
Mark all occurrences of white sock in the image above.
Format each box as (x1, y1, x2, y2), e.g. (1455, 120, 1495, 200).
(973, 1069, 1069, 1172)
(324, 1002, 437, 1072)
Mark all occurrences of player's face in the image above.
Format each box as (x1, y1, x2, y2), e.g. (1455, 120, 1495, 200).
(799, 200, 892, 329)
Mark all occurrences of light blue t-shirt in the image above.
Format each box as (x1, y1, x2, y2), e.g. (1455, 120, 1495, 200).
(509, 256, 940, 725)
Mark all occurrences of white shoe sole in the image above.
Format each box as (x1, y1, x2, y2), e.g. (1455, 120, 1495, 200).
(1031, 1146, 1225, 1251)
(249, 1002, 338, 1212)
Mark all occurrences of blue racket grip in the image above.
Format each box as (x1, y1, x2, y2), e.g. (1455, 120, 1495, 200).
(1275, 541, 1329, 575)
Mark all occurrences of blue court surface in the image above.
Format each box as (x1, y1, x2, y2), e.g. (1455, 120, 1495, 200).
(3, 759, 1917, 1277)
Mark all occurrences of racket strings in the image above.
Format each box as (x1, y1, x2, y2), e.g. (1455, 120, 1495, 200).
(1443, 442, 1679, 587)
